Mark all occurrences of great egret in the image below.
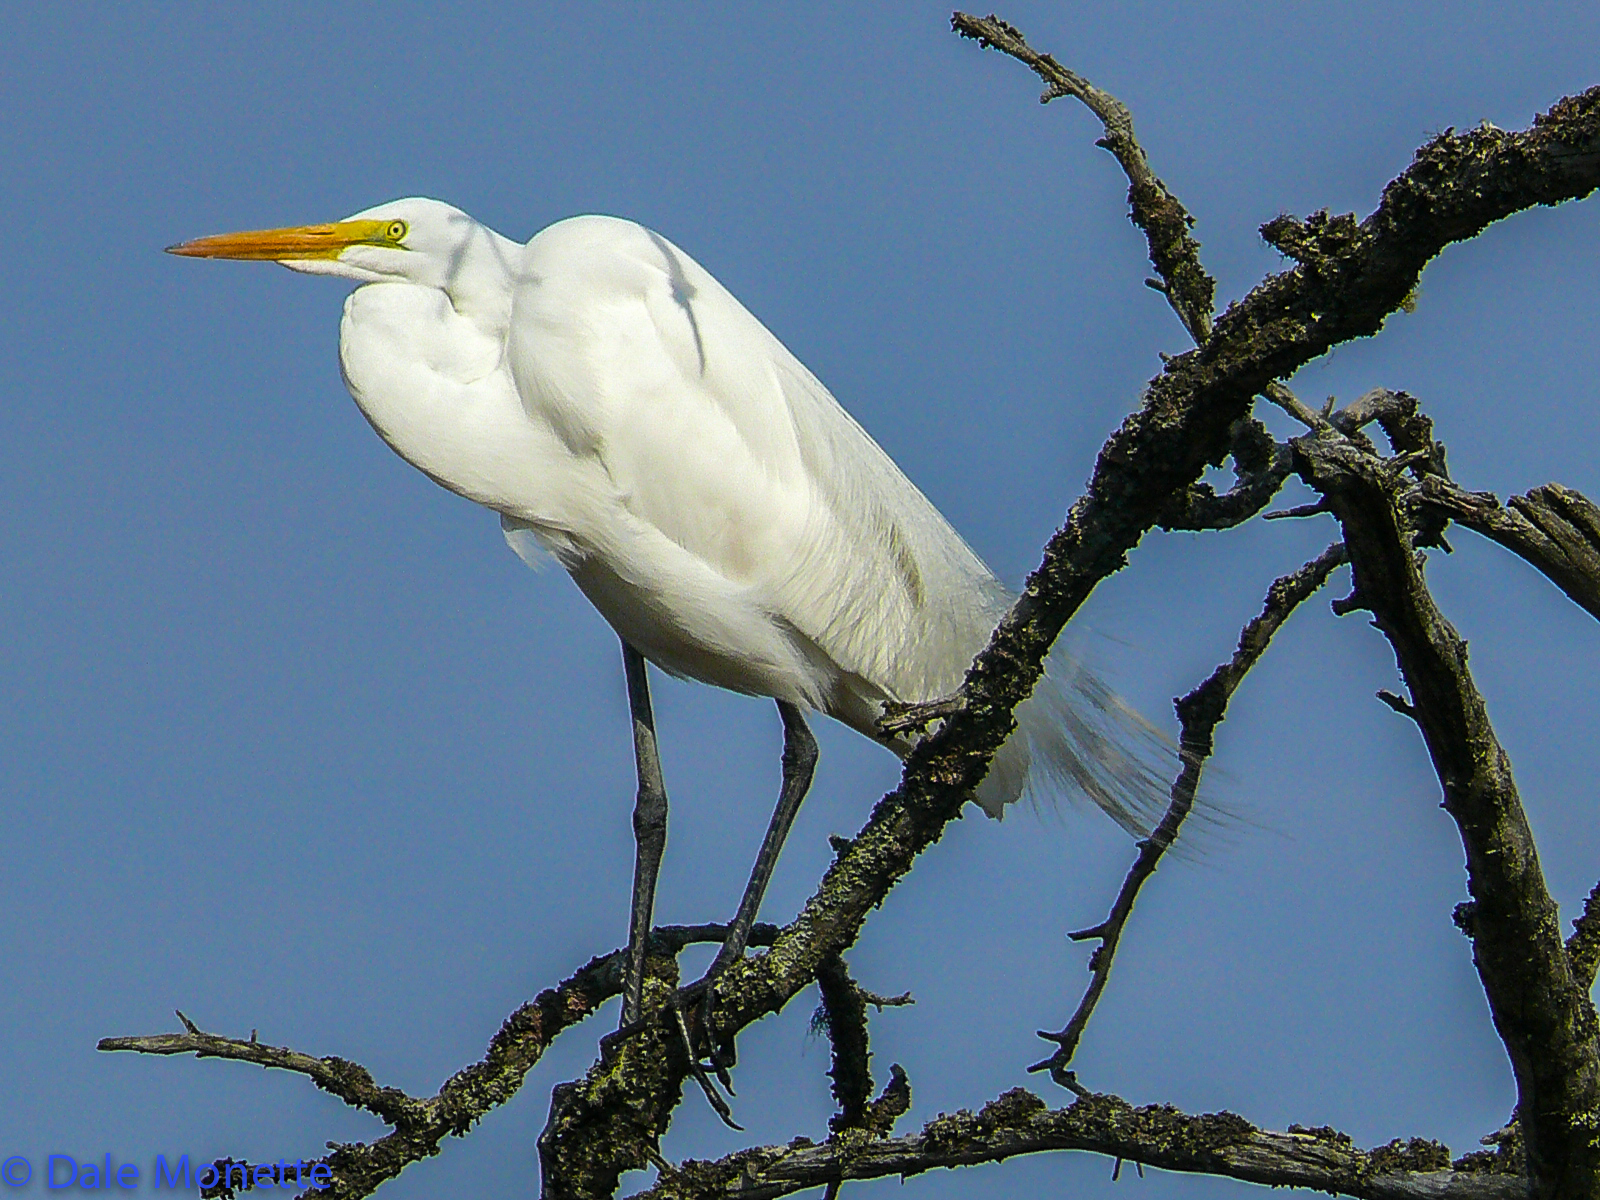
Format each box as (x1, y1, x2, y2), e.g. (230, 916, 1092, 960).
(169, 197, 1166, 1041)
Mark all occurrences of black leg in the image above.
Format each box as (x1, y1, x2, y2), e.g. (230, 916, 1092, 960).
(620, 641, 669, 1030)
(655, 701, 818, 1126)
(704, 700, 818, 976)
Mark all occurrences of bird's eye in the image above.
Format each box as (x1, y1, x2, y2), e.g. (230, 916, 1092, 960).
(386, 220, 408, 242)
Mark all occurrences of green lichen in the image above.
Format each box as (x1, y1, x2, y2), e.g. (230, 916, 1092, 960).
(1369, 1137, 1451, 1174)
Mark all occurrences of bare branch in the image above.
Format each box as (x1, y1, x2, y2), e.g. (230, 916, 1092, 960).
(1294, 429, 1600, 1197)
(857, 989, 914, 1011)
(100, 1016, 424, 1133)
(1032, 541, 1347, 1081)
(952, 12, 1216, 342)
(630, 1087, 1522, 1200)
(1159, 417, 1292, 532)
(100, 924, 776, 1200)
(814, 955, 872, 1133)
(1264, 380, 1327, 430)
(955, 6, 1335, 459)
(1568, 880, 1600, 993)
(812, 954, 915, 1140)
(951, 12, 1332, 470)
(877, 694, 963, 737)
(1414, 479, 1600, 622)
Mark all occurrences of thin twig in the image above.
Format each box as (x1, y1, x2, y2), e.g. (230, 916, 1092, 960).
(952, 12, 1216, 342)
(100, 1016, 423, 1132)
(858, 989, 914, 1011)
(956, 11, 1335, 445)
(1263, 381, 1327, 430)
(1031, 541, 1348, 1081)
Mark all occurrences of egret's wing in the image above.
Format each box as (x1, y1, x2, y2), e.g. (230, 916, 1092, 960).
(759, 349, 1012, 701)
(510, 216, 1006, 708)
(507, 216, 1177, 827)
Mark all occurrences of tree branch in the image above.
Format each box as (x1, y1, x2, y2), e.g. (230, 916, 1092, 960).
(813, 956, 871, 1133)
(100, 1013, 424, 1134)
(1159, 417, 1292, 531)
(1032, 541, 1347, 1082)
(1414, 478, 1600, 622)
(1263, 380, 1329, 430)
(99, 924, 776, 1200)
(1294, 429, 1600, 1198)
(629, 1086, 1523, 1200)
(952, 12, 1216, 341)
(1568, 880, 1600, 994)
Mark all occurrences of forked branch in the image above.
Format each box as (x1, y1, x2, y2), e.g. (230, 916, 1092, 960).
(1295, 428, 1600, 1197)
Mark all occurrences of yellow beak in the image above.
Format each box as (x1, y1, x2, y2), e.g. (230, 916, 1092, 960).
(166, 219, 393, 261)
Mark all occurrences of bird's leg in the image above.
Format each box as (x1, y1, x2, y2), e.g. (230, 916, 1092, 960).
(619, 641, 670, 1030)
(677, 702, 818, 1066)
(710, 701, 817, 976)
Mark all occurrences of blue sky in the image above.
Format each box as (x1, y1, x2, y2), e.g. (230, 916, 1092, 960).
(3, 3, 1598, 1197)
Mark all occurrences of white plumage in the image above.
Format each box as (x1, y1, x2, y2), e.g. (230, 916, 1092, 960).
(173, 196, 1167, 826)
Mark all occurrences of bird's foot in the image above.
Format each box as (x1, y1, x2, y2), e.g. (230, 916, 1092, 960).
(667, 979, 742, 1129)
(878, 694, 966, 737)
(601, 967, 743, 1129)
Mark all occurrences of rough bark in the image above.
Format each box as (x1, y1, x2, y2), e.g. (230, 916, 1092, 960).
(1415, 478, 1600, 622)
(631, 1087, 1526, 1200)
(1295, 430, 1600, 1199)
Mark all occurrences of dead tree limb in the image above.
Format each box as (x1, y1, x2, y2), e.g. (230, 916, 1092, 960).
(811, 955, 911, 1136)
(98, 924, 776, 1200)
(629, 1086, 1524, 1200)
(1414, 478, 1600, 622)
(1294, 429, 1600, 1198)
(1031, 540, 1348, 1082)
(814, 955, 872, 1134)
(952, 12, 1216, 342)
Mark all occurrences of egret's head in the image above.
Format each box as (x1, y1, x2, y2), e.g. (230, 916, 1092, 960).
(167, 197, 491, 288)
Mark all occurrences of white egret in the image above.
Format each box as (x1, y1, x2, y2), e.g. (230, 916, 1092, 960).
(168, 198, 1166, 1042)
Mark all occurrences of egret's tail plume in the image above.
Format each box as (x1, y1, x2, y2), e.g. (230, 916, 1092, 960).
(977, 655, 1177, 835)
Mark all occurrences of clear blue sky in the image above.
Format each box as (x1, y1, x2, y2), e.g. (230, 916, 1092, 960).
(3, 4, 1598, 1197)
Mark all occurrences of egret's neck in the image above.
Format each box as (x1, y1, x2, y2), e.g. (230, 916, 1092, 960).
(338, 271, 573, 524)
(435, 226, 523, 343)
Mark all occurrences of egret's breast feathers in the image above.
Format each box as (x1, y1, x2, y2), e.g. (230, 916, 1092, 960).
(339, 282, 609, 548)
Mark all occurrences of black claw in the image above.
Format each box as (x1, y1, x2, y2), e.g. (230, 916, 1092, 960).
(669, 994, 741, 1129)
